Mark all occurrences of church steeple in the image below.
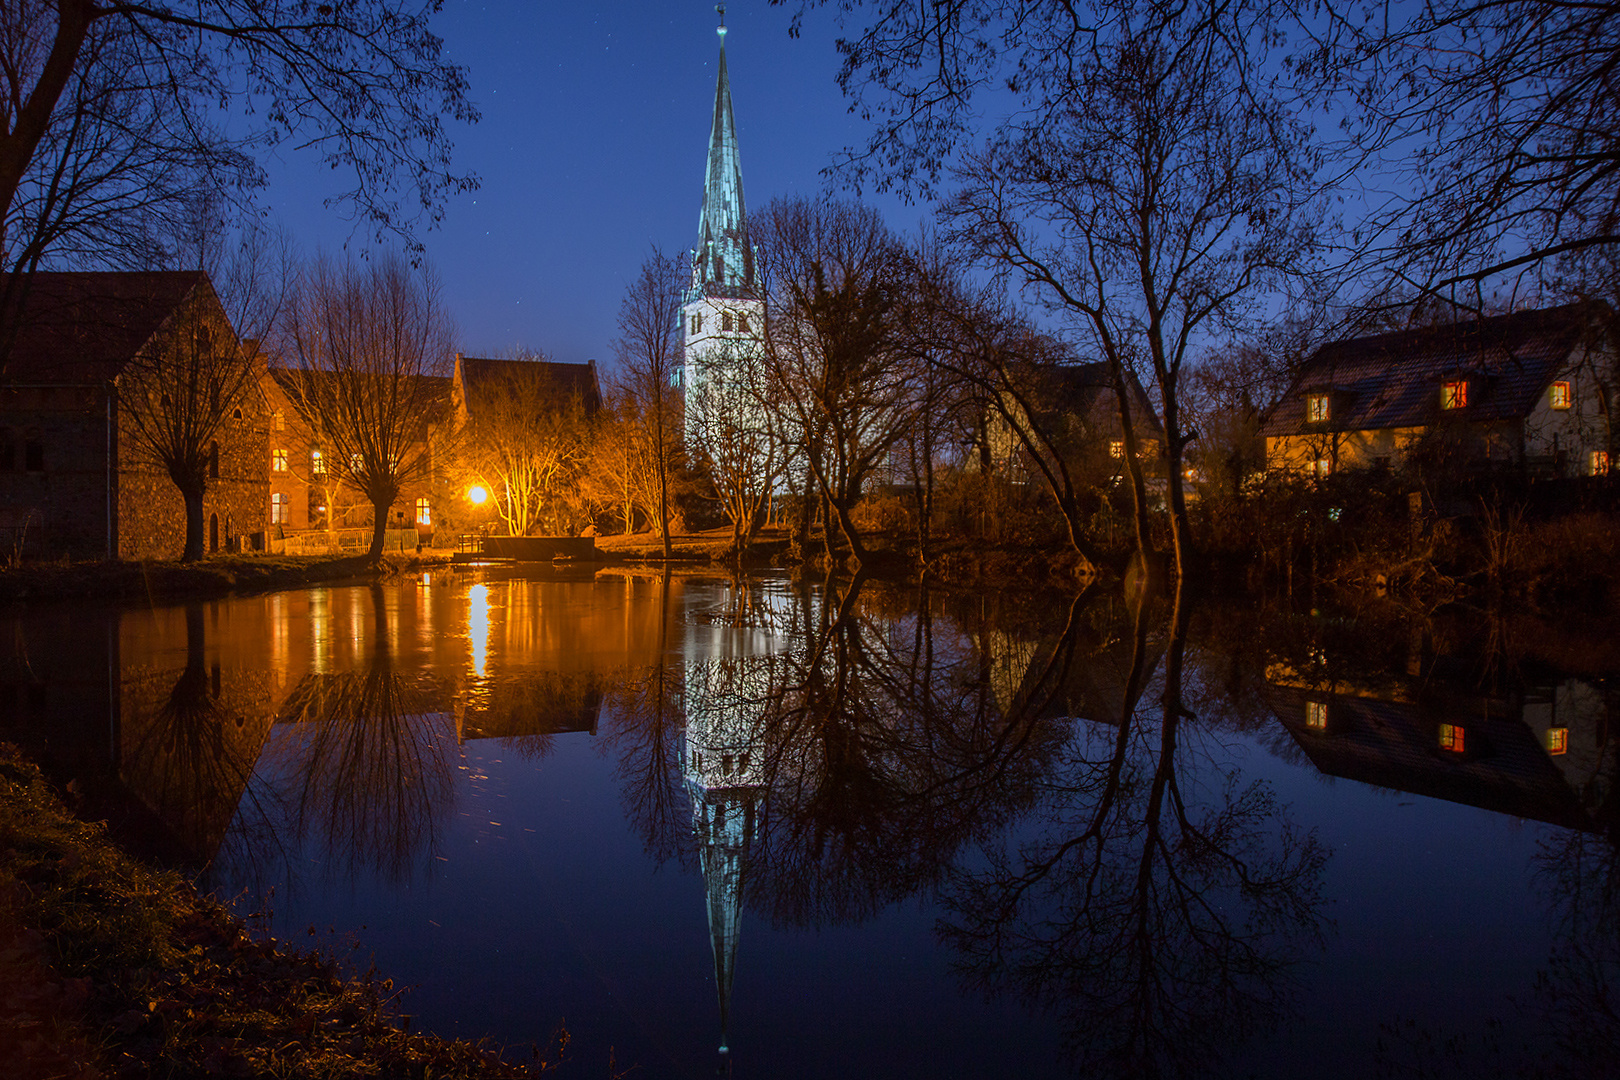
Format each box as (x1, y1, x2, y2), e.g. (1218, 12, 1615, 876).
(694, 5, 754, 300)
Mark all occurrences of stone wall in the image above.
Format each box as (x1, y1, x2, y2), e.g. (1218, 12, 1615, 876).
(0, 384, 117, 559)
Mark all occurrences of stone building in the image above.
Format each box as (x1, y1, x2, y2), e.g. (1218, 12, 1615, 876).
(0, 271, 268, 560)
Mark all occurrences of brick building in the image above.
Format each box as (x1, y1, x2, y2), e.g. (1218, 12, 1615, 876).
(0, 272, 268, 559)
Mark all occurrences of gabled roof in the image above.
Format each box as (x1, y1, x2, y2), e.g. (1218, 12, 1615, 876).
(1261, 302, 1602, 437)
(1, 271, 211, 384)
(267, 366, 455, 426)
(457, 356, 603, 416)
(1022, 361, 1166, 442)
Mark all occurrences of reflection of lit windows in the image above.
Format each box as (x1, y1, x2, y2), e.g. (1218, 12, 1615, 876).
(416, 497, 431, 526)
(1307, 393, 1330, 422)
(1591, 450, 1610, 476)
(1439, 723, 1465, 752)
(1548, 727, 1569, 755)
(1305, 700, 1328, 730)
(272, 449, 287, 472)
(270, 492, 288, 523)
(1441, 380, 1469, 409)
(1550, 381, 1572, 409)
(311, 449, 325, 475)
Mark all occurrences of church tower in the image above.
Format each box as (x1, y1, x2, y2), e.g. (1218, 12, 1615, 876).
(682, 6, 766, 448)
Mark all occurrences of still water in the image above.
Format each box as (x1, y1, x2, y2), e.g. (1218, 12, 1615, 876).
(2, 567, 1615, 1078)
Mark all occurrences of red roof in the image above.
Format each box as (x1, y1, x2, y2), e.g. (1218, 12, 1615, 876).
(1, 271, 209, 384)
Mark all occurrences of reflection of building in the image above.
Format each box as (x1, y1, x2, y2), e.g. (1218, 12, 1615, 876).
(681, 584, 782, 1056)
(1266, 660, 1616, 831)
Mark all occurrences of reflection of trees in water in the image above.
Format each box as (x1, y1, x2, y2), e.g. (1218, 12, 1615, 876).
(266, 584, 456, 882)
(688, 573, 1084, 928)
(940, 590, 1329, 1078)
(120, 603, 280, 868)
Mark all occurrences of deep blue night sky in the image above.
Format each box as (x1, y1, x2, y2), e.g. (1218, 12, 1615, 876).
(262, 1, 918, 368)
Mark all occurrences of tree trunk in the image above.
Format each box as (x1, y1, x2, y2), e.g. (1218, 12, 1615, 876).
(180, 486, 206, 562)
(367, 499, 389, 562)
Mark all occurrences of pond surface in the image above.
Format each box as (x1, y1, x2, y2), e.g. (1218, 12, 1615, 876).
(2, 567, 1616, 1078)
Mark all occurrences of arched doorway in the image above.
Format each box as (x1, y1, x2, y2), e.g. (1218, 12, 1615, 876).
(209, 513, 219, 553)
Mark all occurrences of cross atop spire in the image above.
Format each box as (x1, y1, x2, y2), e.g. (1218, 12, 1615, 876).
(692, 7, 754, 301)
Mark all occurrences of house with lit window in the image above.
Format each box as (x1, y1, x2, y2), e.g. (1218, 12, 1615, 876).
(0, 271, 269, 559)
(261, 367, 453, 549)
(982, 361, 1165, 483)
(1262, 303, 1614, 479)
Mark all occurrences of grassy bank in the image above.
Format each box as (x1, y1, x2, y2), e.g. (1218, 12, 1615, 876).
(0, 744, 561, 1078)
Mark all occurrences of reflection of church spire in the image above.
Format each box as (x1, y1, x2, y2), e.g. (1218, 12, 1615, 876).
(683, 653, 770, 1058)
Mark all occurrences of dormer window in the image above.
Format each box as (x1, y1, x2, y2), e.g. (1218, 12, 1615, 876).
(1306, 393, 1330, 423)
(1441, 380, 1469, 410)
(1550, 381, 1572, 410)
(1305, 700, 1329, 731)
(1548, 727, 1569, 755)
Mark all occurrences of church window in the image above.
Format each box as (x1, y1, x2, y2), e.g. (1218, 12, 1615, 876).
(714, 252, 726, 283)
(722, 311, 734, 332)
(691, 313, 703, 335)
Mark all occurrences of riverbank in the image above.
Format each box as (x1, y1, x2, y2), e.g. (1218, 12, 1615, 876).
(0, 743, 561, 1078)
(0, 551, 457, 605)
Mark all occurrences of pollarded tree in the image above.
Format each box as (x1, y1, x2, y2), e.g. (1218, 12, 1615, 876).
(0, 0, 475, 369)
(278, 253, 452, 562)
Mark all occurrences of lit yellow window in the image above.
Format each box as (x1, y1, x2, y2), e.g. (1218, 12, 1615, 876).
(1591, 450, 1611, 476)
(1441, 380, 1469, 409)
(1439, 723, 1465, 753)
(1548, 727, 1569, 755)
(272, 449, 287, 472)
(1314, 458, 1331, 478)
(416, 497, 431, 526)
(1109, 440, 1125, 459)
(311, 449, 325, 475)
(272, 410, 285, 432)
(1550, 381, 1572, 409)
(1305, 701, 1328, 730)
(1307, 393, 1330, 422)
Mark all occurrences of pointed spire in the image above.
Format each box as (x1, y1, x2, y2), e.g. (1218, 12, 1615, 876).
(695, 4, 754, 299)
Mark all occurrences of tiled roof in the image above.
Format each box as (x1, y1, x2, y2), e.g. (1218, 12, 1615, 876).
(1026, 361, 1166, 441)
(1260, 303, 1600, 437)
(1, 271, 208, 384)
(458, 356, 603, 416)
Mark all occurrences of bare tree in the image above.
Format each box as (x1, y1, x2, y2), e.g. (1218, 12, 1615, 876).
(0, 1, 475, 368)
(461, 352, 595, 537)
(614, 248, 686, 559)
(784, 0, 1323, 578)
(757, 196, 926, 566)
(116, 274, 264, 561)
(278, 253, 451, 562)
(688, 343, 786, 558)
